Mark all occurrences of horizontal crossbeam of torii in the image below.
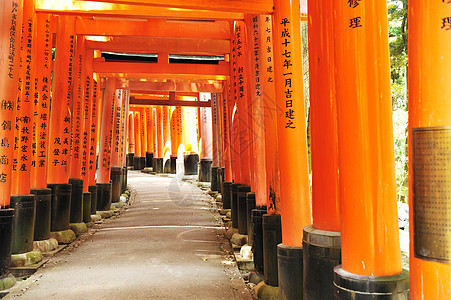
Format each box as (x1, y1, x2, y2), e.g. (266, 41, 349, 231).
(130, 98, 212, 108)
(78, 0, 274, 14)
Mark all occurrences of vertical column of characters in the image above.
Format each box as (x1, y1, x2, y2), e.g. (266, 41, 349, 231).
(69, 35, 86, 180)
(47, 16, 76, 184)
(80, 50, 94, 192)
(0, 0, 23, 206)
(97, 78, 116, 183)
(11, 0, 36, 196)
(235, 21, 252, 186)
(260, 15, 279, 212)
(248, 15, 268, 208)
(87, 77, 99, 187)
(31, 13, 52, 189)
(139, 107, 147, 160)
(111, 89, 123, 168)
(273, 0, 312, 246)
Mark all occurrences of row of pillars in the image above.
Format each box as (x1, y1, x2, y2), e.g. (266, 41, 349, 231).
(207, 1, 450, 300)
(0, 1, 130, 287)
(126, 97, 214, 178)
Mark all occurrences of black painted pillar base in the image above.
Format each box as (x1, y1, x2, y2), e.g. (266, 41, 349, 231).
(237, 185, 251, 235)
(217, 168, 224, 194)
(246, 192, 256, 246)
(198, 159, 212, 182)
(145, 152, 154, 168)
(222, 182, 232, 209)
(96, 182, 112, 211)
(303, 225, 341, 300)
(82, 192, 91, 223)
(126, 153, 134, 167)
(230, 183, 242, 229)
(47, 183, 72, 232)
(278, 244, 303, 300)
(139, 157, 146, 170)
(30, 188, 52, 242)
(0, 208, 14, 278)
(122, 167, 128, 193)
(163, 159, 171, 173)
(110, 167, 123, 203)
(88, 185, 98, 215)
(153, 158, 164, 173)
(68, 178, 83, 224)
(334, 267, 409, 299)
(170, 155, 177, 174)
(10, 195, 36, 255)
(184, 153, 199, 175)
(263, 213, 282, 287)
(133, 156, 143, 170)
(211, 166, 219, 191)
(252, 207, 267, 274)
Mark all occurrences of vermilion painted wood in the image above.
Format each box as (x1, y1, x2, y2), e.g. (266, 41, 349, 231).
(408, 0, 451, 297)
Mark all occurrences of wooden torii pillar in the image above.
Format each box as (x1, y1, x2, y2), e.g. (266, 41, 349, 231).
(47, 15, 76, 243)
(333, 0, 408, 298)
(408, 1, 451, 298)
(303, 0, 341, 298)
(0, 0, 24, 287)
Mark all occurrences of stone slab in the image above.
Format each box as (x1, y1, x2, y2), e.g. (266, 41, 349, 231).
(33, 238, 59, 254)
(255, 281, 279, 300)
(10, 250, 43, 268)
(69, 223, 88, 236)
(50, 229, 76, 244)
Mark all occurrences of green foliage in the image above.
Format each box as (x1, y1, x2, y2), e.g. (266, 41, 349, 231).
(388, 1, 409, 203)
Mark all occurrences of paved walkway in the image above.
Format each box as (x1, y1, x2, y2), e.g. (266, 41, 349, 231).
(5, 171, 252, 300)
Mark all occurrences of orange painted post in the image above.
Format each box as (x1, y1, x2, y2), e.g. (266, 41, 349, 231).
(303, 0, 341, 298)
(332, 0, 408, 297)
(96, 78, 116, 211)
(248, 15, 268, 214)
(169, 106, 178, 174)
(199, 93, 212, 182)
(210, 93, 221, 191)
(234, 21, 252, 187)
(162, 105, 170, 161)
(87, 78, 100, 189)
(133, 110, 141, 157)
(47, 16, 76, 186)
(80, 50, 94, 193)
(67, 35, 87, 226)
(221, 83, 233, 183)
(120, 89, 130, 192)
(69, 35, 86, 181)
(97, 78, 116, 184)
(31, 13, 52, 190)
(11, 0, 36, 197)
(110, 89, 123, 203)
(139, 107, 147, 169)
(145, 106, 154, 169)
(229, 29, 242, 184)
(154, 106, 164, 173)
(0, 0, 23, 279)
(127, 111, 134, 167)
(408, 1, 451, 299)
(272, 0, 312, 294)
(260, 15, 279, 212)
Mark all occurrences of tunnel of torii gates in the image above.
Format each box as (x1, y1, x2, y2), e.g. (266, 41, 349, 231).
(0, 0, 449, 299)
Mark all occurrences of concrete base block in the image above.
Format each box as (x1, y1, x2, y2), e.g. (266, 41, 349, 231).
(33, 238, 58, 254)
(10, 250, 43, 268)
(91, 214, 102, 222)
(249, 271, 265, 285)
(235, 245, 254, 271)
(219, 208, 230, 216)
(0, 274, 16, 292)
(111, 202, 124, 209)
(69, 223, 88, 236)
(97, 210, 113, 219)
(50, 229, 76, 244)
(215, 194, 222, 202)
(226, 211, 232, 219)
(231, 233, 248, 246)
(255, 281, 279, 300)
(142, 167, 153, 173)
(226, 227, 238, 239)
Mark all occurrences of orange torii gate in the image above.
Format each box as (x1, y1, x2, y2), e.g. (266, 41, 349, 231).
(0, 1, 449, 299)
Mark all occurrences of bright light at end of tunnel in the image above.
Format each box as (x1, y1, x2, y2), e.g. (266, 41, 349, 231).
(85, 36, 112, 42)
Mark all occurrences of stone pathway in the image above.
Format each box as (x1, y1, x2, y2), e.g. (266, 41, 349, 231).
(5, 171, 252, 300)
